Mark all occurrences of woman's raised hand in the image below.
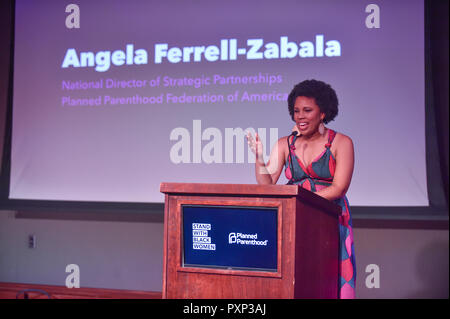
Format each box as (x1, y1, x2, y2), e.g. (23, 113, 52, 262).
(246, 131, 264, 162)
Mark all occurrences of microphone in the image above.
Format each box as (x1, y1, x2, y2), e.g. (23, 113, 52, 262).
(286, 131, 298, 185)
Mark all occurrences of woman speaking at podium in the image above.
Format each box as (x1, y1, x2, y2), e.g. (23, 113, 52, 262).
(247, 79, 356, 299)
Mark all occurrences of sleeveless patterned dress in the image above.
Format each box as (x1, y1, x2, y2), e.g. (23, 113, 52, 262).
(284, 129, 356, 299)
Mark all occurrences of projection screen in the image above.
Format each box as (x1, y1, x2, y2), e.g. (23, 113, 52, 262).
(10, 0, 427, 206)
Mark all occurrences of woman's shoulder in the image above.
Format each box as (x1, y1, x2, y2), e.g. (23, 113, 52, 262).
(274, 135, 292, 154)
(278, 134, 292, 141)
(333, 130, 353, 142)
(277, 134, 299, 145)
(276, 135, 291, 146)
(331, 130, 354, 151)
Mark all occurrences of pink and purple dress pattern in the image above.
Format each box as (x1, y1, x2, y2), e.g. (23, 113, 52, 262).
(285, 129, 356, 299)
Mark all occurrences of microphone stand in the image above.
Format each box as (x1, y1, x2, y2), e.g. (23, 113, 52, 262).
(286, 131, 298, 185)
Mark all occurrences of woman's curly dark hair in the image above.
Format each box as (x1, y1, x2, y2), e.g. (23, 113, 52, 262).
(287, 79, 339, 124)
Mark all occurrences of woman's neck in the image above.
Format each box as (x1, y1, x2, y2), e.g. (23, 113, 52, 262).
(301, 128, 327, 141)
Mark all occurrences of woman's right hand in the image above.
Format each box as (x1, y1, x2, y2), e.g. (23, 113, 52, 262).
(246, 131, 264, 162)
(247, 132, 287, 185)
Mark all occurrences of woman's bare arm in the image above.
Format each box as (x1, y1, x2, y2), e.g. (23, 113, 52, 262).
(247, 132, 287, 185)
(315, 133, 354, 200)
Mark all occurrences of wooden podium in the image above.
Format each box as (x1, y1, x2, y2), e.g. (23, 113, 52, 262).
(160, 183, 341, 299)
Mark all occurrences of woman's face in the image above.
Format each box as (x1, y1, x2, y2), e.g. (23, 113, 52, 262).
(293, 96, 325, 136)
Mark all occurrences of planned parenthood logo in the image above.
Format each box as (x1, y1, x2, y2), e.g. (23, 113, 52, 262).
(192, 223, 216, 250)
(228, 232, 237, 244)
(228, 232, 268, 246)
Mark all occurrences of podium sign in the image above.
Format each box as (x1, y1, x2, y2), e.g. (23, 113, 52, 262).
(182, 205, 278, 271)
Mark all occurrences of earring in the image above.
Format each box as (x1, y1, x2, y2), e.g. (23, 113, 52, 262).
(318, 121, 325, 135)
